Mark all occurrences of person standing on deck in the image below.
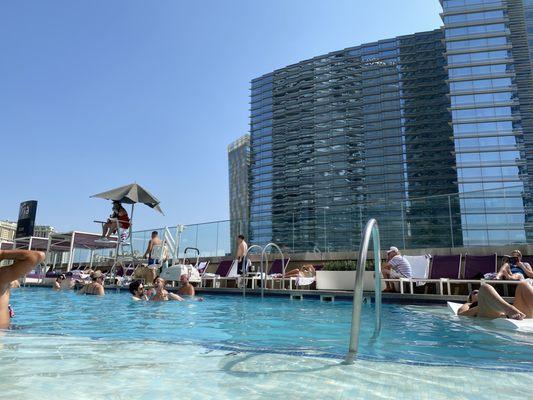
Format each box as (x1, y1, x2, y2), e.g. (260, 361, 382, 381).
(143, 231, 162, 266)
(236, 235, 248, 275)
(0, 249, 45, 329)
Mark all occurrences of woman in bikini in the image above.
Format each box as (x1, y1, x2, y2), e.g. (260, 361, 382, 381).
(458, 282, 533, 320)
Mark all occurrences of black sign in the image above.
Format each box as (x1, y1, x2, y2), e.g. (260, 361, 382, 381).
(16, 200, 38, 238)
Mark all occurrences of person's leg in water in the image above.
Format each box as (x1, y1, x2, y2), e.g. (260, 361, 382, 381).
(512, 281, 533, 318)
(477, 284, 525, 320)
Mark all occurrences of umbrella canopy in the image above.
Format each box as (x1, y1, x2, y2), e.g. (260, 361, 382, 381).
(91, 183, 164, 214)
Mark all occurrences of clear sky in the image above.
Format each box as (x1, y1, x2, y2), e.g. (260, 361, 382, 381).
(0, 0, 443, 231)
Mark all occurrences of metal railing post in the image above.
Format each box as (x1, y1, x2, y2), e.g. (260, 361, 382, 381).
(345, 218, 382, 364)
(261, 243, 285, 298)
(242, 244, 263, 297)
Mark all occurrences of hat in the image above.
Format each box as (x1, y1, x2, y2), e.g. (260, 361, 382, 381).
(91, 270, 104, 280)
(387, 246, 399, 254)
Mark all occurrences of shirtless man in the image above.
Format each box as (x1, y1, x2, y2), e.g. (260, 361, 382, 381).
(178, 274, 195, 296)
(78, 271, 105, 296)
(236, 235, 248, 275)
(0, 249, 45, 329)
(129, 280, 148, 301)
(150, 276, 183, 301)
(143, 231, 163, 266)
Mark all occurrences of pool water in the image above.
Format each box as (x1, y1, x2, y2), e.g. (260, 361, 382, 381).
(1, 288, 532, 399)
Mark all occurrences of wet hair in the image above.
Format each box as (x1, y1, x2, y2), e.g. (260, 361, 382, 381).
(238, 235, 245, 240)
(129, 280, 143, 295)
(151, 231, 158, 236)
(467, 290, 479, 303)
(153, 276, 165, 285)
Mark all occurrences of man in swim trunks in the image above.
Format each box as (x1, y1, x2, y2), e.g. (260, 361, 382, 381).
(78, 271, 105, 296)
(236, 235, 248, 275)
(458, 282, 533, 320)
(496, 250, 533, 280)
(0, 249, 45, 329)
(129, 280, 148, 301)
(143, 231, 162, 266)
(149, 276, 183, 301)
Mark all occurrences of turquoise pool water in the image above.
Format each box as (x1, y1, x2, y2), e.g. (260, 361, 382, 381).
(1, 288, 532, 399)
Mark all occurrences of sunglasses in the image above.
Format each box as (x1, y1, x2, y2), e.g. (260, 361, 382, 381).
(468, 290, 479, 301)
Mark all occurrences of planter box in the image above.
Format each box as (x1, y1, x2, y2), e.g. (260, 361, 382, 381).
(316, 270, 381, 291)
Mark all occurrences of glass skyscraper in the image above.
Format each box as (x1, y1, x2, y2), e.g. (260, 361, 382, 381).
(242, 0, 533, 251)
(442, 0, 533, 245)
(228, 134, 250, 254)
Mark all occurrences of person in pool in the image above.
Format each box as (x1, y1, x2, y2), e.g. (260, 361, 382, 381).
(458, 282, 533, 320)
(0, 249, 45, 329)
(129, 280, 148, 301)
(54, 274, 66, 291)
(496, 250, 533, 280)
(78, 271, 105, 296)
(149, 276, 183, 301)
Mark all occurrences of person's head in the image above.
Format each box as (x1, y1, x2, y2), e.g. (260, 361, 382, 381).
(510, 249, 522, 264)
(153, 276, 165, 289)
(129, 280, 145, 297)
(180, 274, 189, 285)
(91, 270, 105, 284)
(56, 274, 66, 282)
(467, 289, 479, 303)
(151, 231, 158, 239)
(387, 246, 400, 260)
(237, 234, 245, 243)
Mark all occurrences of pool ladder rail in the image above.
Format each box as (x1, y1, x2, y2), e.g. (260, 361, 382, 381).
(242, 242, 285, 298)
(344, 218, 382, 364)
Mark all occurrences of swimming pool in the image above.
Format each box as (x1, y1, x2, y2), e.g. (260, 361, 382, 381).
(1, 288, 532, 399)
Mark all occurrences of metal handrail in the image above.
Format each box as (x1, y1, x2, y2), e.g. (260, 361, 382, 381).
(242, 244, 264, 297)
(260, 243, 285, 298)
(345, 218, 382, 364)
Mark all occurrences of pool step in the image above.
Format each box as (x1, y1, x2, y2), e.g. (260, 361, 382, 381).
(320, 294, 335, 302)
(290, 293, 304, 301)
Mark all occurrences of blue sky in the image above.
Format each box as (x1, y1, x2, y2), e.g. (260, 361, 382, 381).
(0, 0, 442, 231)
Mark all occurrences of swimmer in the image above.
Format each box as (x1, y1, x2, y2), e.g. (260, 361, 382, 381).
(0, 249, 46, 329)
(129, 280, 148, 301)
(54, 274, 66, 291)
(78, 271, 105, 296)
(177, 274, 203, 300)
(178, 274, 195, 296)
(149, 276, 183, 301)
(458, 282, 533, 320)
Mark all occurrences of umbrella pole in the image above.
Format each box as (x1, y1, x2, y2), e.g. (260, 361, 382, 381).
(130, 203, 135, 260)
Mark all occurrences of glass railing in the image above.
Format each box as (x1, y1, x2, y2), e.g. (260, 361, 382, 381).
(127, 185, 532, 257)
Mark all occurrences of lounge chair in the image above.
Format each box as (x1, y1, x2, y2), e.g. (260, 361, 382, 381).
(388, 254, 431, 294)
(201, 260, 236, 288)
(263, 258, 291, 289)
(418, 254, 462, 295)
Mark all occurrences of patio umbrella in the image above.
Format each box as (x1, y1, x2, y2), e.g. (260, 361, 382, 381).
(91, 183, 164, 215)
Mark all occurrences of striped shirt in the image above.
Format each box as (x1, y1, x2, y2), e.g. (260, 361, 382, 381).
(388, 255, 412, 278)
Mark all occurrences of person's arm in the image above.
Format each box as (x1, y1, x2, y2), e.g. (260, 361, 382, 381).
(519, 262, 533, 278)
(168, 292, 184, 301)
(0, 250, 45, 285)
(458, 304, 478, 317)
(96, 284, 105, 296)
(78, 285, 87, 295)
(144, 240, 152, 259)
